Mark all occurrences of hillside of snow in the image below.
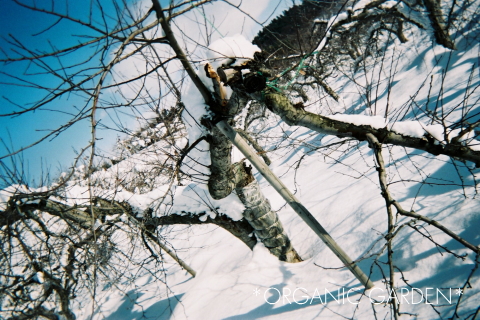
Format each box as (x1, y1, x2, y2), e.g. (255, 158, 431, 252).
(1, 1, 479, 320)
(62, 10, 480, 320)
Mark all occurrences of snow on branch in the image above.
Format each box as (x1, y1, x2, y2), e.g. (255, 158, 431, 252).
(265, 92, 480, 167)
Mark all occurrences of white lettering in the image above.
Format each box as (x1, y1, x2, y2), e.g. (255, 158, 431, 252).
(283, 288, 292, 304)
(293, 288, 309, 305)
(264, 287, 281, 305)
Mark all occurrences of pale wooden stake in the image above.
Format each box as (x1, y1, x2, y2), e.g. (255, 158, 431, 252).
(216, 120, 374, 289)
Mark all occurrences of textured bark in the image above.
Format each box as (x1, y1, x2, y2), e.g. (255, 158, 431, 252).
(423, 0, 456, 50)
(264, 92, 480, 167)
(207, 90, 250, 199)
(208, 125, 235, 199)
(236, 179, 302, 262)
(209, 154, 302, 262)
(205, 87, 303, 262)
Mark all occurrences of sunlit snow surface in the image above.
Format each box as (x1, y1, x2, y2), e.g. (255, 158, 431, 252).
(78, 33, 479, 320)
(3, 7, 478, 320)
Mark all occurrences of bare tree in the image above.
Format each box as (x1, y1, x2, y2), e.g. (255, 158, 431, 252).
(1, 0, 479, 319)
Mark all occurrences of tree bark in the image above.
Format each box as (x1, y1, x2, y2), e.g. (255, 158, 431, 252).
(203, 69, 303, 262)
(423, 0, 456, 49)
(264, 92, 480, 166)
(208, 125, 236, 200)
(207, 90, 250, 199)
(236, 179, 302, 262)
(209, 145, 302, 262)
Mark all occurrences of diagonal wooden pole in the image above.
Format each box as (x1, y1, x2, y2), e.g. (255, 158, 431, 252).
(216, 120, 374, 289)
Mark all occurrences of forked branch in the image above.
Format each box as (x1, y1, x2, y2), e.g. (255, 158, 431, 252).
(366, 133, 479, 254)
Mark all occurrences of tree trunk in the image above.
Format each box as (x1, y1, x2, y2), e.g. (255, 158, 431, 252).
(216, 120, 374, 288)
(236, 179, 302, 262)
(204, 76, 303, 262)
(208, 138, 303, 262)
(208, 125, 236, 200)
(423, 0, 456, 49)
(207, 91, 250, 199)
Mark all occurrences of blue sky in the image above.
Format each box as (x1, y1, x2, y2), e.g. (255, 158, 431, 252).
(0, 0, 294, 187)
(0, 0, 96, 185)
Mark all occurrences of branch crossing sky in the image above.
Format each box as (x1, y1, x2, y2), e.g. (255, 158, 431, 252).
(0, 0, 293, 187)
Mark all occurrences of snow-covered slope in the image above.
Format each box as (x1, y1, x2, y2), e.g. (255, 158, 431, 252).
(70, 18, 480, 319)
(2, 3, 478, 320)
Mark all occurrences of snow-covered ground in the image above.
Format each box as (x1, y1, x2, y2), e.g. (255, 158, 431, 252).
(2, 2, 479, 320)
(70, 17, 480, 319)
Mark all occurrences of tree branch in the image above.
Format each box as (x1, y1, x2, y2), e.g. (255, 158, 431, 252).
(366, 133, 479, 254)
(151, 0, 214, 107)
(265, 92, 480, 167)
